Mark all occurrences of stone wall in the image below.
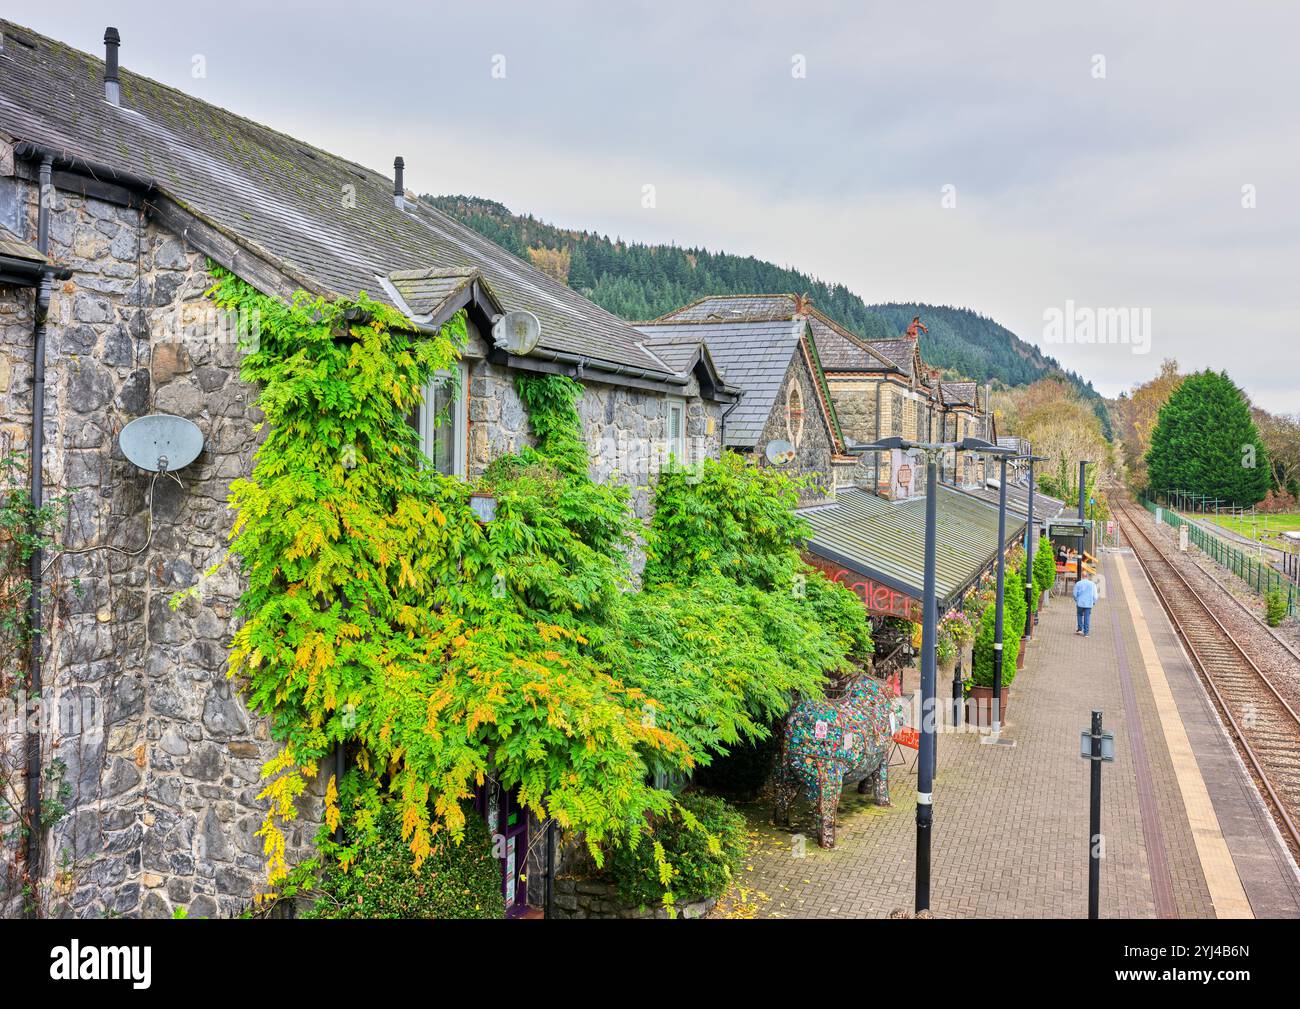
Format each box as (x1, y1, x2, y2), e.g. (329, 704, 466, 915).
(550, 874, 716, 920)
(754, 352, 836, 506)
(0, 169, 326, 918)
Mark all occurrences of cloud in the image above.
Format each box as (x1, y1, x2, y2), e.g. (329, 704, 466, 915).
(20, 0, 1300, 411)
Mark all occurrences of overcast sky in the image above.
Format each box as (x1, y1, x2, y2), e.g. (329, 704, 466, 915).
(18, 1, 1299, 412)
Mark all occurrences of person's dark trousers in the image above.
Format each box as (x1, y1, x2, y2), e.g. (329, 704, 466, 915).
(1076, 606, 1092, 636)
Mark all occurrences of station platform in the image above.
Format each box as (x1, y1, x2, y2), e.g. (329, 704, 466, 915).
(728, 549, 1300, 918)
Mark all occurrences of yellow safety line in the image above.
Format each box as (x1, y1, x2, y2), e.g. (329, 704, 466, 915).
(1113, 554, 1254, 919)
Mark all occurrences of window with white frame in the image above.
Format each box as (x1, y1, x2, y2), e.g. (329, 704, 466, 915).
(418, 362, 469, 478)
(666, 398, 687, 467)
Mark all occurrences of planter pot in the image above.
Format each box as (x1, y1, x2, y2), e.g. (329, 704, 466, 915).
(968, 684, 1011, 727)
(1016, 646, 1026, 670)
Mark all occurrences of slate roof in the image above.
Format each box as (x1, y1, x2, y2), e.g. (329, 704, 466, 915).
(800, 486, 1027, 609)
(941, 381, 978, 407)
(651, 294, 899, 374)
(0, 19, 679, 379)
(867, 339, 917, 378)
(637, 318, 806, 447)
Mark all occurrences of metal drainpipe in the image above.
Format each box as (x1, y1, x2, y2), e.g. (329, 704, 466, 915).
(24, 155, 54, 911)
(719, 392, 743, 450)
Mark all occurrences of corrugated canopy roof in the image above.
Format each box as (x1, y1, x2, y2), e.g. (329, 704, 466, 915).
(0, 19, 677, 378)
(800, 486, 1026, 608)
(956, 482, 1066, 524)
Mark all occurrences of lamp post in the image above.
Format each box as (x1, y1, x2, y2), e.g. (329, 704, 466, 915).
(856, 435, 1011, 913)
(1021, 454, 1047, 641)
(1077, 461, 1091, 584)
(980, 451, 1013, 745)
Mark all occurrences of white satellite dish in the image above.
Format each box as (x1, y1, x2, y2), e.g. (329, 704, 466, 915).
(119, 414, 204, 473)
(492, 310, 542, 356)
(765, 439, 796, 466)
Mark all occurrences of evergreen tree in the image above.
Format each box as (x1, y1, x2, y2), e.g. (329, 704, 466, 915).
(1147, 370, 1270, 505)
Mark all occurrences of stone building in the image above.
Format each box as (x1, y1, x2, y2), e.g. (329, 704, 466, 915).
(0, 20, 737, 918)
(645, 296, 999, 500)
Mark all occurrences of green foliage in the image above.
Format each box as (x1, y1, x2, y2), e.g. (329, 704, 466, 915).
(213, 270, 865, 907)
(645, 453, 807, 591)
(1147, 370, 1270, 505)
(603, 792, 747, 908)
(305, 802, 503, 919)
(970, 570, 1024, 688)
(213, 270, 681, 883)
(1033, 535, 1056, 598)
(1264, 589, 1289, 628)
(0, 453, 72, 869)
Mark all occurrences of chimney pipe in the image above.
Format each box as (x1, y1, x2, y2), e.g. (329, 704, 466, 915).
(103, 27, 121, 105)
(393, 156, 405, 209)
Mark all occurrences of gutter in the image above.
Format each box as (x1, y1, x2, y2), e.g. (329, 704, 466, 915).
(13, 141, 156, 196)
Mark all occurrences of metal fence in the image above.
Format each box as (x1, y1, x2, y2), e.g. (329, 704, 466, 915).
(1141, 498, 1297, 618)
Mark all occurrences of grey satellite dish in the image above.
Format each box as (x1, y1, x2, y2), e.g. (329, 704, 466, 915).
(765, 439, 796, 466)
(491, 310, 542, 356)
(119, 414, 204, 473)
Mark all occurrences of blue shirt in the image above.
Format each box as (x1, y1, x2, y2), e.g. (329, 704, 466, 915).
(1074, 578, 1098, 608)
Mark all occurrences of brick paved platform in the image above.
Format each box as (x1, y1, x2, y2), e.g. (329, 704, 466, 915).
(728, 550, 1300, 918)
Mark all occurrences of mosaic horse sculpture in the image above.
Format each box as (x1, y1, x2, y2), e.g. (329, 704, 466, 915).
(774, 674, 894, 848)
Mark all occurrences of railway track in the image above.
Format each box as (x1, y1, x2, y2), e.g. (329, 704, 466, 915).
(1113, 498, 1300, 855)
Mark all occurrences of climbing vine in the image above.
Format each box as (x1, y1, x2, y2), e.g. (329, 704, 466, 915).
(211, 267, 870, 905)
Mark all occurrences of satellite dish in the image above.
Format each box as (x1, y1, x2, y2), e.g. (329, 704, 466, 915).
(119, 414, 204, 473)
(492, 310, 542, 356)
(765, 439, 796, 466)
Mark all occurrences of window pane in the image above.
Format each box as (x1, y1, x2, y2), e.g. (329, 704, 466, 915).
(420, 369, 462, 477)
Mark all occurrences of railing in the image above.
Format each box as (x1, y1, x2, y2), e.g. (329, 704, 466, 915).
(1142, 497, 1297, 617)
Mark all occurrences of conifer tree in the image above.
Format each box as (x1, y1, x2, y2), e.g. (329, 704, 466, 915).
(1147, 369, 1270, 505)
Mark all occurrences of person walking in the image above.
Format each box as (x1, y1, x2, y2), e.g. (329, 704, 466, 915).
(1074, 572, 1098, 636)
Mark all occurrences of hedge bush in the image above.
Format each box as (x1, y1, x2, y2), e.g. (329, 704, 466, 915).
(970, 598, 1021, 687)
(306, 802, 504, 919)
(603, 792, 747, 908)
(1265, 589, 1288, 628)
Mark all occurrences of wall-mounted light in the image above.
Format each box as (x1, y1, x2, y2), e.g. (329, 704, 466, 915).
(469, 491, 498, 524)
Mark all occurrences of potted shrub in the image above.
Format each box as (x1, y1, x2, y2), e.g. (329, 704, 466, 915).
(1005, 566, 1029, 670)
(1034, 535, 1055, 614)
(967, 601, 1020, 725)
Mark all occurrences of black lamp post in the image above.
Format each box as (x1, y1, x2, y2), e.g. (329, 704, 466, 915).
(978, 451, 1014, 744)
(1021, 454, 1047, 640)
(1077, 460, 1091, 584)
(856, 434, 1011, 913)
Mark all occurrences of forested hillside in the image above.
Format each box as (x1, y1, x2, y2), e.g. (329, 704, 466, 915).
(425, 194, 1109, 430)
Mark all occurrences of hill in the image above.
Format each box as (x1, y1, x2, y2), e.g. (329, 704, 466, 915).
(423, 194, 1110, 434)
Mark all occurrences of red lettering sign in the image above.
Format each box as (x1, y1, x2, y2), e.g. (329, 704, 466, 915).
(803, 552, 922, 620)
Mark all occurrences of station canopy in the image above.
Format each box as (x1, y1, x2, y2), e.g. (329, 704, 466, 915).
(800, 486, 1028, 618)
(956, 481, 1066, 525)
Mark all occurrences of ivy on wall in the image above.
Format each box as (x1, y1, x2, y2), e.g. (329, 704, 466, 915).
(210, 268, 871, 905)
